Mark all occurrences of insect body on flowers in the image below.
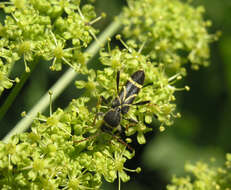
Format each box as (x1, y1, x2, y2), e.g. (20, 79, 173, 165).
(101, 70, 150, 133)
(76, 70, 150, 151)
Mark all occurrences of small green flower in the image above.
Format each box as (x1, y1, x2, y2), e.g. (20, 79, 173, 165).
(0, 70, 13, 93)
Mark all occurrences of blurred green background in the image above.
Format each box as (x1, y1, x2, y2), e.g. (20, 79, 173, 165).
(0, 0, 231, 189)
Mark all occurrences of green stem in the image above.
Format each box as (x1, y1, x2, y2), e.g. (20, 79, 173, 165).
(118, 173, 121, 190)
(0, 60, 38, 121)
(3, 18, 122, 142)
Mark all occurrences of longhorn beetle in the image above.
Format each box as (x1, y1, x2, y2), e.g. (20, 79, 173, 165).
(100, 70, 150, 134)
(76, 70, 150, 150)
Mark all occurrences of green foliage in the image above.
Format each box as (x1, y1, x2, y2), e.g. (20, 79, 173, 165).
(0, 0, 217, 189)
(167, 154, 231, 189)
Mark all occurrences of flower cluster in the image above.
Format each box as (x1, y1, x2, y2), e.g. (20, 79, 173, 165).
(0, 0, 98, 93)
(122, 0, 218, 73)
(0, 98, 138, 189)
(167, 154, 231, 189)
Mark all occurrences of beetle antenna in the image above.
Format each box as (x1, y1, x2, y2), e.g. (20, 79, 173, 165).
(116, 71, 120, 95)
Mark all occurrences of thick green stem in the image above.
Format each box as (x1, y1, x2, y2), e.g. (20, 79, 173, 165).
(3, 18, 122, 142)
(0, 60, 38, 121)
